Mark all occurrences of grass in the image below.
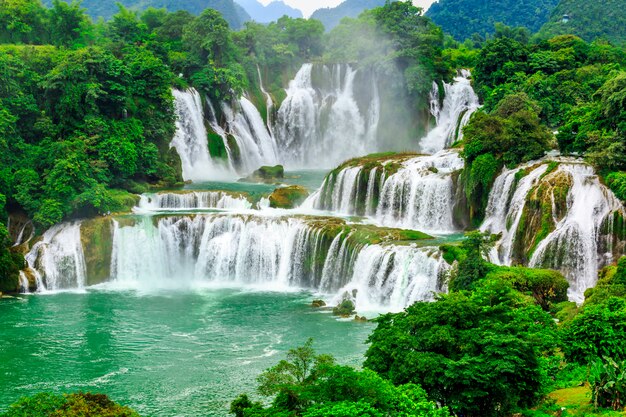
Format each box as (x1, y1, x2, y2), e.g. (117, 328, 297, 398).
(524, 385, 626, 416)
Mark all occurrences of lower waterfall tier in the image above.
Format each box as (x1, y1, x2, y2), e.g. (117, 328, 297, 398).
(24, 214, 449, 311)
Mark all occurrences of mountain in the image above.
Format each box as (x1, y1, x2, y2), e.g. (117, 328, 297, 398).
(234, 0, 302, 22)
(537, 0, 626, 45)
(426, 0, 560, 41)
(310, 0, 386, 31)
(43, 0, 251, 28)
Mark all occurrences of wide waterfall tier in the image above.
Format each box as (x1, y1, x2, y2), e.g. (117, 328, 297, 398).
(481, 160, 626, 302)
(136, 191, 253, 212)
(304, 150, 467, 234)
(419, 70, 480, 154)
(23, 214, 449, 310)
(275, 63, 412, 168)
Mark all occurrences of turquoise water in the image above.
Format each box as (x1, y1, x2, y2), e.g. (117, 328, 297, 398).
(0, 290, 374, 416)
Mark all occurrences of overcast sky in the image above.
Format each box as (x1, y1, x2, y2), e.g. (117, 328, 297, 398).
(257, 0, 437, 18)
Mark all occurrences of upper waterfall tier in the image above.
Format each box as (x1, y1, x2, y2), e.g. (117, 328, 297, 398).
(419, 70, 480, 154)
(170, 89, 234, 181)
(304, 150, 467, 234)
(24, 214, 449, 310)
(275, 64, 395, 168)
(481, 160, 626, 302)
(170, 88, 279, 180)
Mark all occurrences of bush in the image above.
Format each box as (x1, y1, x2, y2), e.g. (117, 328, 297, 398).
(0, 392, 141, 417)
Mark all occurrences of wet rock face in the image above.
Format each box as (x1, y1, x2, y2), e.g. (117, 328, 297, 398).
(80, 217, 114, 286)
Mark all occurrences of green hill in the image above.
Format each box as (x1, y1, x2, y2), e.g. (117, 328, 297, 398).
(426, 0, 559, 40)
(310, 0, 386, 31)
(43, 0, 251, 28)
(537, 0, 626, 45)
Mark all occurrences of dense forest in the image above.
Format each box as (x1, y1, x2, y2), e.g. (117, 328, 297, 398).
(537, 0, 626, 45)
(426, 0, 559, 41)
(310, 0, 386, 31)
(1, 0, 626, 416)
(41, 0, 251, 28)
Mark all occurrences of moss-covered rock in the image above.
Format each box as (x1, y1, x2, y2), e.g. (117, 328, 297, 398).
(512, 165, 571, 263)
(311, 299, 326, 308)
(269, 185, 309, 209)
(332, 299, 355, 317)
(241, 165, 285, 183)
(80, 217, 114, 286)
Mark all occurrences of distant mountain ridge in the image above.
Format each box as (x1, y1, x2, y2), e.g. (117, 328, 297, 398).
(310, 0, 387, 31)
(43, 0, 251, 28)
(426, 0, 560, 40)
(538, 0, 626, 45)
(235, 0, 302, 22)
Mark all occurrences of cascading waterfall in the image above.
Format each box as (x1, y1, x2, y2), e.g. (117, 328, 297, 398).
(136, 191, 252, 211)
(25, 223, 86, 291)
(481, 160, 626, 302)
(221, 97, 279, 174)
(419, 70, 480, 154)
(305, 150, 465, 234)
(481, 163, 549, 265)
(257, 65, 274, 132)
(106, 214, 449, 309)
(170, 89, 233, 181)
(529, 164, 625, 302)
(275, 64, 382, 167)
(18, 271, 30, 293)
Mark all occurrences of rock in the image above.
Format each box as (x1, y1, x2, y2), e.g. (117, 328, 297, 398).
(80, 217, 114, 286)
(269, 185, 309, 209)
(332, 299, 356, 317)
(354, 315, 368, 322)
(241, 165, 285, 183)
(311, 299, 326, 308)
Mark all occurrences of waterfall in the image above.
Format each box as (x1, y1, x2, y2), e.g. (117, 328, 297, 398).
(257, 65, 274, 132)
(306, 150, 465, 234)
(18, 271, 30, 293)
(275, 64, 382, 168)
(481, 160, 626, 302)
(333, 245, 448, 311)
(221, 97, 279, 174)
(24, 223, 86, 291)
(529, 164, 625, 302)
(419, 70, 480, 154)
(170, 89, 232, 181)
(481, 163, 549, 265)
(136, 191, 252, 211)
(105, 214, 448, 309)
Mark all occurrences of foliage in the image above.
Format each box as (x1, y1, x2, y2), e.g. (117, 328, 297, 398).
(0, 392, 141, 417)
(332, 300, 355, 317)
(231, 340, 451, 417)
(485, 266, 569, 310)
(448, 231, 497, 291)
(561, 297, 626, 365)
(365, 280, 558, 417)
(426, 0, 559, 41)
(537, 0, 626, 45)
(590, 357, 626, 410)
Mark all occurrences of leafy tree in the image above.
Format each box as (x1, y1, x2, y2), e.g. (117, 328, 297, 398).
(449, 231, 497, 291)
(365, 280, 557, 417)
(48, 0, 92, 47)
(561, 297, 626, 365)
(590, 357, 626, 410)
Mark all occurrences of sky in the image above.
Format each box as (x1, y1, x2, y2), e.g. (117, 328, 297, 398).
(257, 0, 437, 18)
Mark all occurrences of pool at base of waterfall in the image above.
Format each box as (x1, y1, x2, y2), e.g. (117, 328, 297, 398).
(0, 289, 373, 416)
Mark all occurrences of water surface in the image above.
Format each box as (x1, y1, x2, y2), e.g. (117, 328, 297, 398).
(0, 289, 373, 416)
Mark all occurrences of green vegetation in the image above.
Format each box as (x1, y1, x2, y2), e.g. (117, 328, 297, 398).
(310, 0, 385, 31)
(426, 0, 559, 41)
(0, 392, 141, 417)
(42, 0, 251, 28)
(538, 0, 626, 45)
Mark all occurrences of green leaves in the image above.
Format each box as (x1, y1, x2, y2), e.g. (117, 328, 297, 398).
(364, 283, 556, 417)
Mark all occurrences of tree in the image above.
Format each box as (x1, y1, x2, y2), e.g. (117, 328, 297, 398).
(449, 231, 497, 291)
(365, 280, 557, 417)
(48, 0, 91, 47)
(0, 392, 141, 417)
(561, 297, 626, 365)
